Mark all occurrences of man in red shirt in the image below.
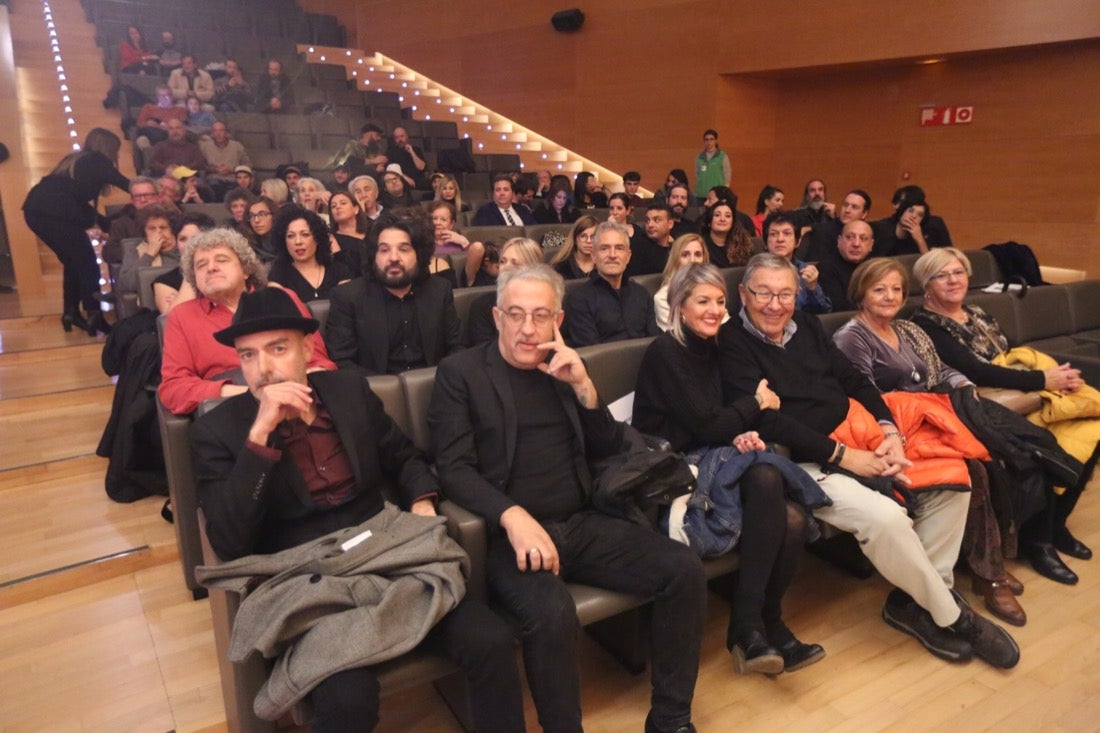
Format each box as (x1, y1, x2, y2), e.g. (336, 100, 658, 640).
(159, 227, 335, 415)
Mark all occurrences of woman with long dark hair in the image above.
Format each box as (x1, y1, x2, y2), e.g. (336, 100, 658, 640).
(573, 172, 608, 209)
(328, 190, 367, 276)
(118, 25, 159, 75)
(534, 179, 580, 224)
(752, 184, 784, 237)
(23, 128, 130, 334)
(701, 199, 753, 268)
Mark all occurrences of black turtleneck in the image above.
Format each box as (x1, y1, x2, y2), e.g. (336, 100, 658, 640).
(633, 329, 761, 452)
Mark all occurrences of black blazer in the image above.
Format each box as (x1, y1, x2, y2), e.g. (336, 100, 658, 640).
(324, 275, 463, 375)
(427, 342, 624, 529)
(191, 370, 439, 560)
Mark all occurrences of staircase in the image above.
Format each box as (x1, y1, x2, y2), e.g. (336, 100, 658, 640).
(298, 43, 650, 193)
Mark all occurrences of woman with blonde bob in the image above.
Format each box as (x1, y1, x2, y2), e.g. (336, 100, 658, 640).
(911, 247, 1095, 584)
(634, 263, 828, 676)
(654, 233, 710, 331)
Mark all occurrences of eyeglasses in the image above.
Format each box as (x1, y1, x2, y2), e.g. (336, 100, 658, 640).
(745, 287, 796, 305)
(930, 269, 967, 282)
(249, 211, 272, 220)
(576, 233, 594, 242)
(501, 307, 556, 327)
(132, 192, 158, 201)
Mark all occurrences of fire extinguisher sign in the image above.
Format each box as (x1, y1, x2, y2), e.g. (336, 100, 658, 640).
(920, 105, 974, 126)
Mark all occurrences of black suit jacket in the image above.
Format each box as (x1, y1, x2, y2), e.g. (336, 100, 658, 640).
(191, 370, 439, 561)
(470, 202, 536, 226)
(427, 342, 624, 529)
(324, 276, 463, 375)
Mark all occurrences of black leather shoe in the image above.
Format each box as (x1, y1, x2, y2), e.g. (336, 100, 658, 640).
(882, 589, 972, 662)
(1055, 530, 1092, 561)
(730, 629, 784, 675)
(1028, 543, 1078, 585)
(773, 637, 826, 672)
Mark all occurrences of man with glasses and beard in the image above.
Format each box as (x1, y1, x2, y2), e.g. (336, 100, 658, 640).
(324, 214, 463, 375)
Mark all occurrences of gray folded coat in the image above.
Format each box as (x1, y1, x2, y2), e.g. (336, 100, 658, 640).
(197, 503, 468, 720)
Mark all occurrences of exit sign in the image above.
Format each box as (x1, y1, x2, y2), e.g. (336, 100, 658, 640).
(920, 105, 974, 126)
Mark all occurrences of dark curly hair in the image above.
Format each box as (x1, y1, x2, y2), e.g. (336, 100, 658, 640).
(363, 208, 435, 283)
(271, 205, 334, 266)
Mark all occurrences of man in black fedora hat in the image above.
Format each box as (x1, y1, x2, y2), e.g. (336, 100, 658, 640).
(191, 286, 525, 732)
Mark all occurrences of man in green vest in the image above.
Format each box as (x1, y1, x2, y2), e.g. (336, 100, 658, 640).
(693, 129, 731, 203)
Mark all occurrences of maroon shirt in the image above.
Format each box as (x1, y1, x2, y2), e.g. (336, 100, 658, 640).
(247, 401, 436, 508)
(248, 404, 355, 507)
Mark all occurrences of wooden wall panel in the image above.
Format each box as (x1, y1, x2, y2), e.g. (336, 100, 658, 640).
(711, 0, 1100, 73)
(303, 1, 1100, 273)
(727, 43, 1100, 271)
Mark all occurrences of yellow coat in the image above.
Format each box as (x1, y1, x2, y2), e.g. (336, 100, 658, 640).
(993, 347, 1100, 464)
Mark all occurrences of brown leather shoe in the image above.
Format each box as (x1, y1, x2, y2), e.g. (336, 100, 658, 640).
(1004, 571, 1024, 596)
(972, 577, 1027, 626)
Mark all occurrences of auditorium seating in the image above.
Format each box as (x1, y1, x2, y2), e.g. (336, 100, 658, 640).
(151, 242, 1100, 726)
(172, 340, 737, 730)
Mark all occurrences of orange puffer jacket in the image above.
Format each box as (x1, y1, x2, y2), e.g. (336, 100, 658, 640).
(830, 393, 990, 491)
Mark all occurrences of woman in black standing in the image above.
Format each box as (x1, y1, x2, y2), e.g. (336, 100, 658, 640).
(23, 128, 129, 334)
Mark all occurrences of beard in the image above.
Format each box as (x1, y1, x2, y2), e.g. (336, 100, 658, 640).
(375, 261, 417, 289)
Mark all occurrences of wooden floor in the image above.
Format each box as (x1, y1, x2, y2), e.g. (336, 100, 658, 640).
(1, 274, 1100, 733)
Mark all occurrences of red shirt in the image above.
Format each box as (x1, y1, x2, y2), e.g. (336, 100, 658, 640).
(158, 287, 335, 415)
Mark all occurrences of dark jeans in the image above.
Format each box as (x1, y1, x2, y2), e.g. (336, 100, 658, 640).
(487, 510, 706, 733)
(309, 598, 525, 733)
(23, 210, 100, 315)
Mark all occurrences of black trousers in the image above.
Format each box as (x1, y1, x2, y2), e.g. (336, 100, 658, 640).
(487, 510, 707, 733)
(23, 210, 100, 315)
(308, 598, 525, 733)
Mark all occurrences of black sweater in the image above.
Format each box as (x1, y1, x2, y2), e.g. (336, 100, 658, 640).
(633, 330, 760, 452)
(910, 308, 1045, 392)
(23, 151, 130, 226)
(717, 310, 894, 462)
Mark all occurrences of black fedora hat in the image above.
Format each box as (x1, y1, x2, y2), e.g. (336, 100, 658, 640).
(213, 287, 319, 346)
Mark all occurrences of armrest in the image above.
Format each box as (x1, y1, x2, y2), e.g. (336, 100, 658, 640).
(438, 500, 487, 604)
(198, 508, 279, 733)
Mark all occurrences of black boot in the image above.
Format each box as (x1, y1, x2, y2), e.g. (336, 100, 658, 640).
(61, 309, 90, 333)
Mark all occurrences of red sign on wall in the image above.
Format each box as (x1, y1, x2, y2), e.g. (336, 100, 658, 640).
(920, 105, 974, 126)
